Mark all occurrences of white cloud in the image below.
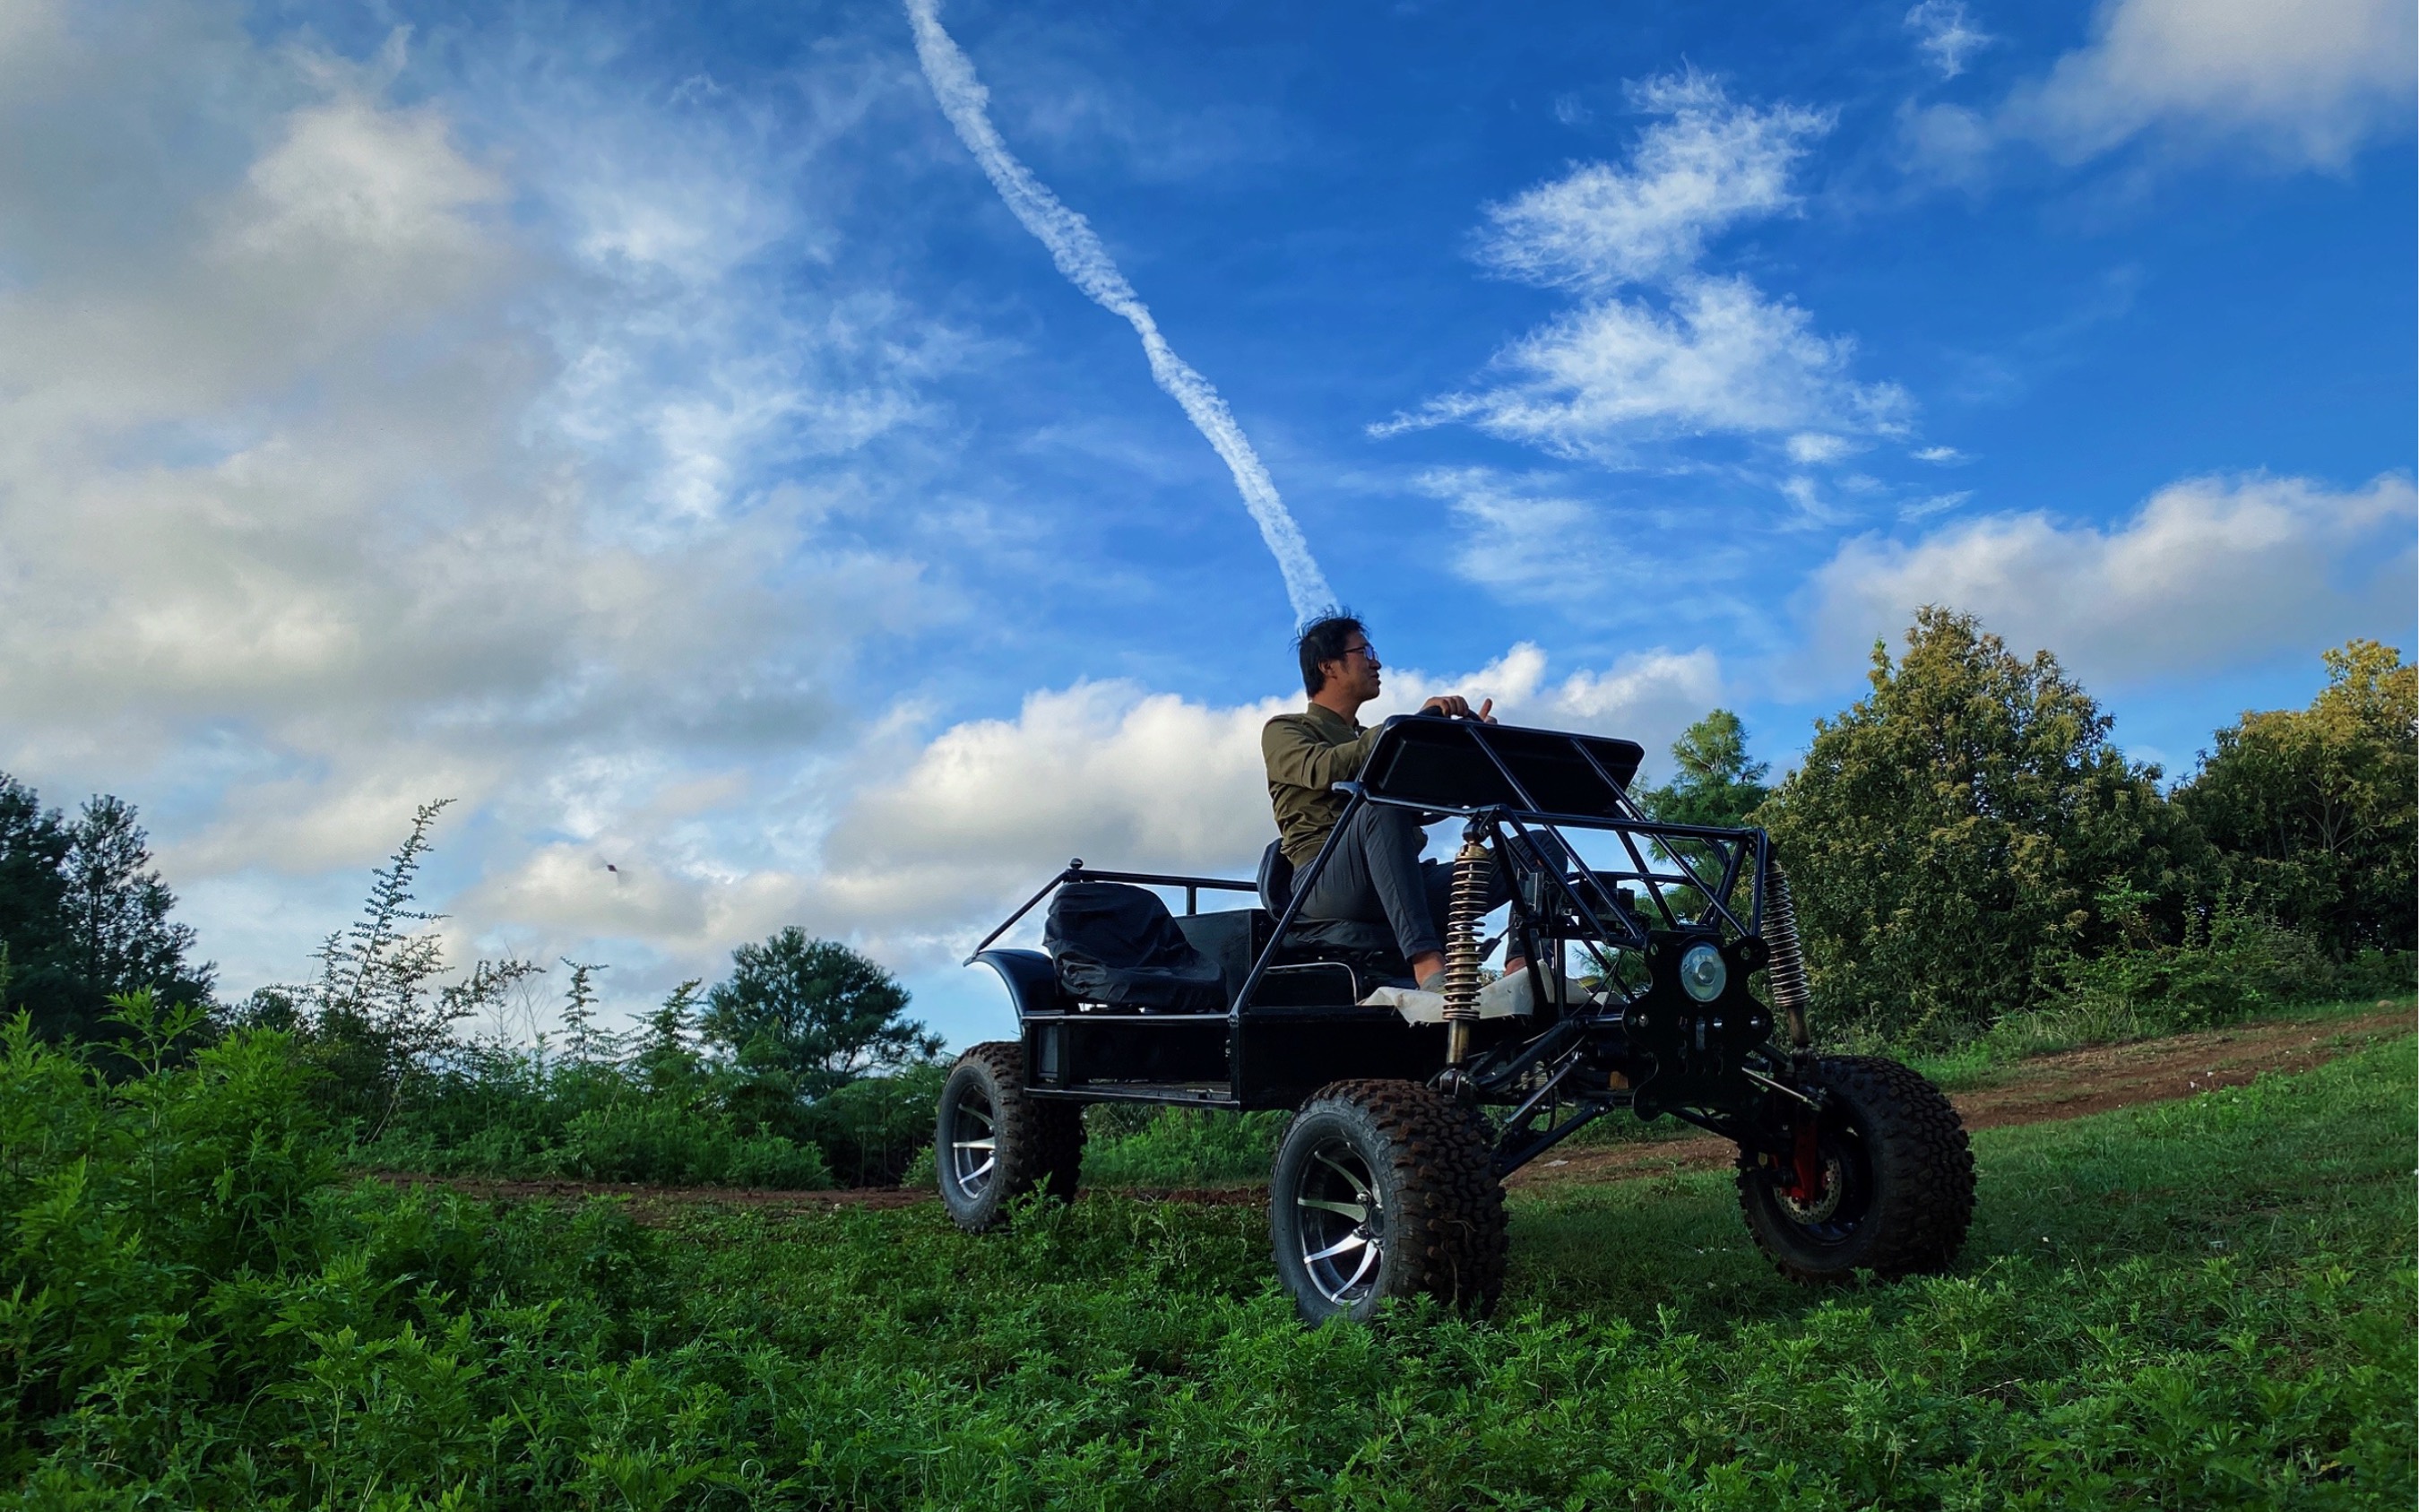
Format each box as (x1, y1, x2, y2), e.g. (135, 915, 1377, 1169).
(1386, 276, 1911, 460)
(1518, 647, 1724, 735)
(1905, 1, 1993, 81)
(513, 51, 947, 535)
(816, 682, 1286, 941)
(0, 3, 942, 1008)
(1898, 490, 1972, 521)
(1780, 475, 1836, 524)
(1913, 0, 2414, 173)
(1788, 433, 1855, 464)
(233, 92, 505, 270)
(1912, 445, 1968, 464)
(1387, 73, 1909, 469)
(1801, 472, 2415, 687)
(1476, 73, 1829, 290)
(1414, 468, 1609, 600)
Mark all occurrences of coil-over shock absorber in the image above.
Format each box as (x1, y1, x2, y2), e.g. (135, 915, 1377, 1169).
(1764, 862, 1812, 1050)
(1443, 824, 1493, 1066)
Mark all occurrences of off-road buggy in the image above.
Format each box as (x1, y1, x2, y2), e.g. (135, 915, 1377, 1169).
(937, 713, 1975, 1321)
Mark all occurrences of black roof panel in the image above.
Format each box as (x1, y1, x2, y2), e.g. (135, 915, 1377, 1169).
(1359, 714, 1644, 816)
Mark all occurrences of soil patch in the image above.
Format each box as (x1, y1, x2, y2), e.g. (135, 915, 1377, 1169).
(1508, 1007, 2412, 1192)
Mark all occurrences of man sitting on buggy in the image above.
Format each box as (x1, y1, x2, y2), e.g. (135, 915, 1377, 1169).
(1263, 613, 1542, 1004)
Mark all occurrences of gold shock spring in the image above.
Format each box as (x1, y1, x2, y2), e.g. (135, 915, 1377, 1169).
(1765, 863, 1812, 1050)
(1444, 834, 1492, 1064)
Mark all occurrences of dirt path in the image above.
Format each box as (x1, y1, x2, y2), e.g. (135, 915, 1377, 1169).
(1508, 1007, 2413, 1192)
(374, 1007, 2410, 1216)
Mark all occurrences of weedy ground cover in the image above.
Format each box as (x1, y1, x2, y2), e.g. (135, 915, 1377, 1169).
(7, 999, 2409, 1509)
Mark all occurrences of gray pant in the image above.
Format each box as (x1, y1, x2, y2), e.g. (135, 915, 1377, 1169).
(1294, 804, 1511, 961)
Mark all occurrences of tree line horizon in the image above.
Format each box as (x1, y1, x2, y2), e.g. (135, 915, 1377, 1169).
(1, 604, 2408, 1188)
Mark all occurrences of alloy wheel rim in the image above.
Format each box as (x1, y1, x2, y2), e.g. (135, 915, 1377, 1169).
(948, 1087, 998, 1199)
(1293, 1137, 1385, 1306)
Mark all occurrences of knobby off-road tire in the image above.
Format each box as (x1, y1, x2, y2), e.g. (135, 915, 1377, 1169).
(936, 1041, 1084, 1233)
(1737, 1054, 1974, 1283)
(1271, 1079, 1508, 1324)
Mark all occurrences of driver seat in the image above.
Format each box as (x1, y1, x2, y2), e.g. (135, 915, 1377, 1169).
(1257, 839, 1404, 960)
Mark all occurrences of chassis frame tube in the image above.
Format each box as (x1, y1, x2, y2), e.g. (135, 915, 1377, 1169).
(963, 862, 1257, 963)
(1227, 785, 1369, 1103)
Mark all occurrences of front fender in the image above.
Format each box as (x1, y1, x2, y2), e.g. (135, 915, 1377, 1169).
(974, 948, 1068, 1021)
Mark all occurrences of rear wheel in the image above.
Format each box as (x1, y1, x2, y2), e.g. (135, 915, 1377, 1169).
(1271, 1080, 1507, 1323)
(1737, 1055, 1974, 1283)
(936, 1041, 1084, 1232)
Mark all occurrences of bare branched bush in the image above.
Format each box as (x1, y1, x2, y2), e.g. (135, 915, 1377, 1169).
(256, 800, 540, 1135)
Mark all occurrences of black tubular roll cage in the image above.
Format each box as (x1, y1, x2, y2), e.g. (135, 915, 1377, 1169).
(963, 713, 1809, 1175)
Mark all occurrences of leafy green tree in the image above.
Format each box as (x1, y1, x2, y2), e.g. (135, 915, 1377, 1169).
(61, 795, 211, 1015)
(1757, 608, 2207, 1044)
(0, 778, 72, 1030)
(702, 929, 941, 1101)
(2175, 639, 2416, 956)
(1635, 711, 1772, 918)
(1637, 710, 1772, 829)
(0, 777, 212, 1042)
(631, 978, 708, 1098)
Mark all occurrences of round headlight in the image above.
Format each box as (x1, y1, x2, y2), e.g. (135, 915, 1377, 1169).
(1679, 943, 1727, 1003)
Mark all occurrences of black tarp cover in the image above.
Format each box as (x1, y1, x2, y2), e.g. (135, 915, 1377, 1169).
(1043, 882, 1225, 1011)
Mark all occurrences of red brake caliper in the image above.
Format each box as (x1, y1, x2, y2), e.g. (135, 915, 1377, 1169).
(1785, 1114, 1825, 1204)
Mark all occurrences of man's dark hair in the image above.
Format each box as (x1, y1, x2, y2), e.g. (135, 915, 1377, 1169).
(1296, 613, 1366, 696)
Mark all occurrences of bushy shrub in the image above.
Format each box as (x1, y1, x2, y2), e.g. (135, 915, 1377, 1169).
(316, 912, 946, 1190)
(0, 998, 336, 1447)
(1083, 1108, 1288, 1187)
(554, 1098, 832, 1188)
(2337, 947, 2417, 998)
(797, 1063, 946, 1187)
(357, 1051, 841, 1189)
(2044, 908, 2333, 1035)
(0, 994, 684, 1497)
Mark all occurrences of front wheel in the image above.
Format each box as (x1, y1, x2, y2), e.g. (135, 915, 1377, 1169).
(936, 1042, 1084, 1232)
(1737, 1055, 1974, 1283)
(1271, 1080, 1507, 1323)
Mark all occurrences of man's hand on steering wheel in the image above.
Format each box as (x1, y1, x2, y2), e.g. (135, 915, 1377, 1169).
(1421, 695, 1496, 721)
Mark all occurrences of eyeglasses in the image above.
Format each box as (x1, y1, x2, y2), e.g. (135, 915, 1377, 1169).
(1341, 643, 1381, 668)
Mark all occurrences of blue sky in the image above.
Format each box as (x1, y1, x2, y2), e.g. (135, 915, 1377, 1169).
(1, 0, 2410, 1049)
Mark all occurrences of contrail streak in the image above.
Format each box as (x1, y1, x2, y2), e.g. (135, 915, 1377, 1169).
(903, 0, 1335, 623)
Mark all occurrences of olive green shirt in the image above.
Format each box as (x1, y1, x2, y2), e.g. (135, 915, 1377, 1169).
(1263, 702, 1384, 868)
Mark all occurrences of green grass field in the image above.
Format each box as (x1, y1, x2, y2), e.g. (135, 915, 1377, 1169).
(19, 1025, 2406, 1508)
